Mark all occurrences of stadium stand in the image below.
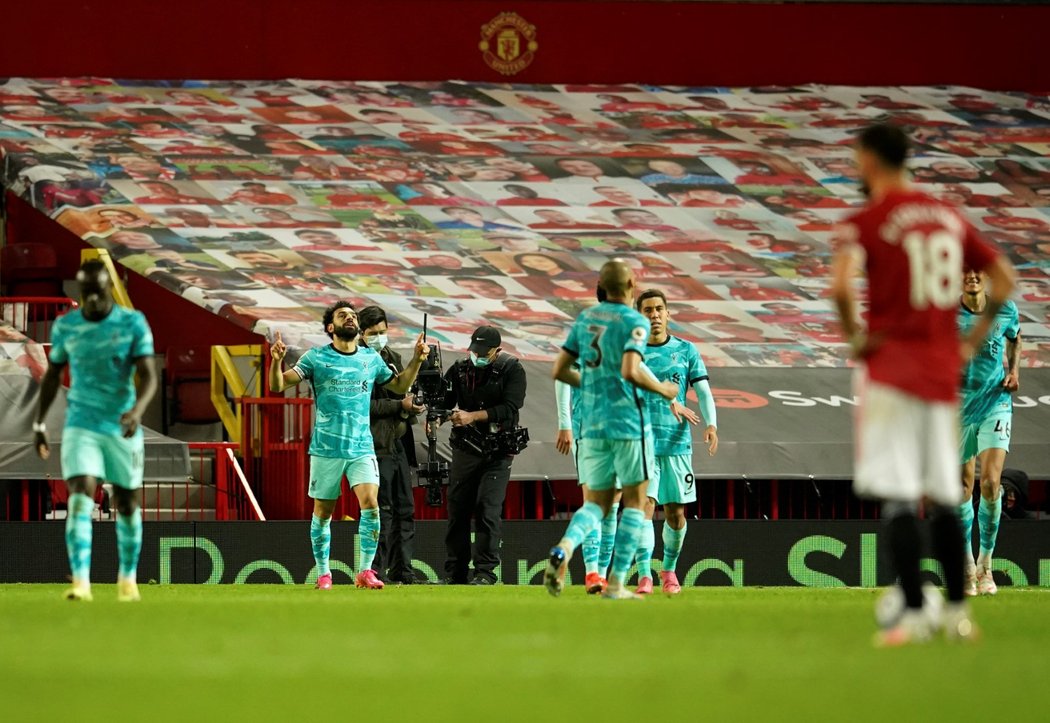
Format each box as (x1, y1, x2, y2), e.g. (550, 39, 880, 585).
(1, 79, 1048, 519)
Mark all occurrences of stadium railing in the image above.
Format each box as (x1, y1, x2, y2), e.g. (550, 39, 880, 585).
(240, 397, 313, 519)
(187, 442, 264, 522)
(0, 296, 78, 348)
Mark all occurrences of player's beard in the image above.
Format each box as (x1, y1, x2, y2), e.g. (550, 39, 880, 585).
(334, 322, 359, 341)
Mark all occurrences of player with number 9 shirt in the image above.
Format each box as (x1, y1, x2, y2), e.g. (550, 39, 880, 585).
(831, 123, 1015, 646)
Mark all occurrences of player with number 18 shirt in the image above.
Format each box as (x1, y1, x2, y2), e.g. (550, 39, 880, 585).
(832, 124, 1014, 647)
(838, 193, 997, 402)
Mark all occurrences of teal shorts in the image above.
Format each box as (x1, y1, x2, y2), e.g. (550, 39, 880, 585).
(573, 439, 621, 490)
(577, 437, 654, 492)
(649, 454, 695, 505)
(308, 454, 380, 500)
(960, 403, 1011, 463)
(61, 426, 144, 490)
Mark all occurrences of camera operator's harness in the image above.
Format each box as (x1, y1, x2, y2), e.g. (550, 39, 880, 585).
(413, 352, 529, 506)
(447, 355, 529, 458)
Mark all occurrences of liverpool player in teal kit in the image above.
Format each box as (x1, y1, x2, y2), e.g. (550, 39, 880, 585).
(957, 269, 1021, 596)
(545, 261, 677, 600)
(633, 289, 718, 595)
(270, 301, 429, 590)
(35, 259, 158, 602)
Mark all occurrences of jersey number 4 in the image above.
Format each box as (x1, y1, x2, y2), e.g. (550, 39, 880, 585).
(902, 230, 961, 310)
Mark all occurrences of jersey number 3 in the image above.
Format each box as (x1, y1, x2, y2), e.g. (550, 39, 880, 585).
(585, 325, 605, 369)
(902, 230, 961, 310)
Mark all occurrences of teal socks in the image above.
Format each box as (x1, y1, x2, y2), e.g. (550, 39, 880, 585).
(571, 501, 604, 570)
(116, 507, 142, 580)
(583, 526, 600, 570)
(662, 522, 687, 573)
(958, 500, 974, 553)
(563, 501, 601, 553)
(610, 507, 645, 584)
(358, 507, 381, 572)
(598, 503, 619, 578)
(977, 492, 1002, 561)
(65, 493, 93, 583)
(310, 514, 331, 576)
(635, 519, 655, 579)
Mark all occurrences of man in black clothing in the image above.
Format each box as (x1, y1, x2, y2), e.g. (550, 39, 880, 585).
(359, 306, 424, 584)
(440, 326, 527, 585)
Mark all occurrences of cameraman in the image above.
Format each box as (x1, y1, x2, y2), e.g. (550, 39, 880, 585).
(359, 306, 425, 584)
(439, 326, 527, 585)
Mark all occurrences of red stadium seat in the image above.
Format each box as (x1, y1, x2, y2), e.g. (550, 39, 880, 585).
(0, 243, 63, 296)
(163, 346, 220, 431)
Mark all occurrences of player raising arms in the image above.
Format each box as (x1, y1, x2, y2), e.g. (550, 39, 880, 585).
(545, 260, 678, 600)
(633, 289, 718, 595)
(958, 268, 1021, 596)
(35, 259, 158, 602)
(831, 124, 1015, 645)
(269, 302, 429, 591)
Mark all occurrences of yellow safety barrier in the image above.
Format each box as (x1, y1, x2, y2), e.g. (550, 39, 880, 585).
(210, 344, 264, 444)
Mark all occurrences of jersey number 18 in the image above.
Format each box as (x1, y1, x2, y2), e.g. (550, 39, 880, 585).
(902, 230, 961, 310)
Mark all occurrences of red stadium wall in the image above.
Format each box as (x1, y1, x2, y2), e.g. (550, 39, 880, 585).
(3, 194, 262, 352)
(0, 2, 1047, 89)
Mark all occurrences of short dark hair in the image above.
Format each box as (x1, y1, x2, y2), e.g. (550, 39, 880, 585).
(635, 288, 668, 311)
(357, 305, 387, 332)
(322, 300, 356, 338)
(856, 123, 910, 169)
(78, 258, 108, 280)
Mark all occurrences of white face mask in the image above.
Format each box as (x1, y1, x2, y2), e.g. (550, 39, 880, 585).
(366, 334, 388, 352)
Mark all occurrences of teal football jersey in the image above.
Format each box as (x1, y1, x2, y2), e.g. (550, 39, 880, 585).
(293, 344, 394, 458)
(958, 300, 1020, 426)
(563, 301, 651, 441)
(643, 336, 708, 457)
(48, 306, 154, 436)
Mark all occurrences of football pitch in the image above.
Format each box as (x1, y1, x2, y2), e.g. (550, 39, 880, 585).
(1, 585, 1045, 722)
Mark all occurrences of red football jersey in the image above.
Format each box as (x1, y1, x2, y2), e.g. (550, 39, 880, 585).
(838, 189, 998, 401)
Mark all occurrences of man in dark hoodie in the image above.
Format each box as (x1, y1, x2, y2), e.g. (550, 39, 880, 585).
(359, 305, 425, 584)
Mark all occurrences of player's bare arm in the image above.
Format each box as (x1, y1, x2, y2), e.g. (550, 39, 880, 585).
(268, 331, 301, 393)
(1004, 332, 1022, 391)
(552, 349, 581, 388)
(383, 332, 430, 395)
(622, 350, 676, 400)
(33, 360, 66, 460)
(671, 400, 700, 425)
(120, 355, 158, 438)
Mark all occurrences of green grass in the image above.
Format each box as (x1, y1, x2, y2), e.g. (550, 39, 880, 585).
(1, 585, 1046, 722)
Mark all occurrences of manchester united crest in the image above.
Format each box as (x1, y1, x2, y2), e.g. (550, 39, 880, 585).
(479, 13, 537, 76)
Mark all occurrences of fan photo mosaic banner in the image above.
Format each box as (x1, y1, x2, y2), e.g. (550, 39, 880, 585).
(2, 79, 1049, 367)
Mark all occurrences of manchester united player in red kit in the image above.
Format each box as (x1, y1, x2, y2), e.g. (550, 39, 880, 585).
(831, 124, 1015, 646)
